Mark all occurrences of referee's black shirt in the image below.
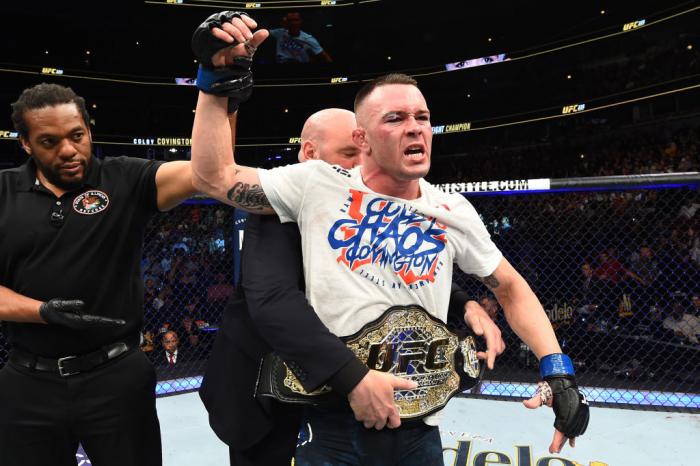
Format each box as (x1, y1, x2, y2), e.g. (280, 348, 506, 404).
(0, 156, 163, 357)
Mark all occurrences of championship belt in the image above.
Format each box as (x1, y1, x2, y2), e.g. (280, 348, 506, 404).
(255, 305, 484, 419)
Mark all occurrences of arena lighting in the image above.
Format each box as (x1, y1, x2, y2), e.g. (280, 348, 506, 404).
(479, 381, 700, 408)
(2, 80, 693, 149)
(151, 374, 700, 407)
(156, 376, 202, 395)
(3, 4, 697, 87)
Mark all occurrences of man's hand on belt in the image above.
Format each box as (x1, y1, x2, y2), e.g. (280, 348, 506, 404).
(348, 370, 418, 430)
(39, 299, 126, 329)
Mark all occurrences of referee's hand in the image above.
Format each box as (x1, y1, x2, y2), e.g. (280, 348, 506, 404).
(39, 299, 126, 329)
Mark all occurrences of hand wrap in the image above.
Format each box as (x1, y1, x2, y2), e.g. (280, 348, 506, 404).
(191, 11, 254, 113)
(539, 353, 590, 437)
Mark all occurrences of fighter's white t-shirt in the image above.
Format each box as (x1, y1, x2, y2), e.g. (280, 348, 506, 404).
(258, 160, 503, 337)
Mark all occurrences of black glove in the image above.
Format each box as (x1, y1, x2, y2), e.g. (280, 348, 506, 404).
(545, 375, 590, 437)
(39, 299, 126, 330)
(539, 353, 590, 438)
(191, 11, 254, 113)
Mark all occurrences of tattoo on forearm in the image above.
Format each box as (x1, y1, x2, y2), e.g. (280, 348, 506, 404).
(226, 182, 271, 210)
(474, 274, 500, 289)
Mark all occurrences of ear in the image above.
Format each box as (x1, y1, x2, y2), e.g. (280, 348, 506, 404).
(300, 140, 317, 162)
(352, 128, 367, 150)
(19, 136, 31, 155)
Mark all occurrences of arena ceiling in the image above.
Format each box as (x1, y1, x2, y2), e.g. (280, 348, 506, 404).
(1, 0, 689, 76)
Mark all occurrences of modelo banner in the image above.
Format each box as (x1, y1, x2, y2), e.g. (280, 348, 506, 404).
(438, 397, 694, 466)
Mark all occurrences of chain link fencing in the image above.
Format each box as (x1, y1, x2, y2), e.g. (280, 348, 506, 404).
(1, 175, 698, 409)
(446, 174, 700, 410)
(140, 200, 235, 394)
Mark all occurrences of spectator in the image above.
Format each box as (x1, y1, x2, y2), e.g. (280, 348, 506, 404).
(268, 11, 332, 64)
(151, 330, 198, 379)
(179, 303, 202, 350)
(662, 293, 700, 344)
(140, 330, 156, 354)
(627, 245, 660, 321)
(153, 330, 191, 367)
(691, 292, 700, 317)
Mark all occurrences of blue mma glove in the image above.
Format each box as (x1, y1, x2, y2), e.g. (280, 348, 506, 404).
(539, 353, 590, 437)
(191, 11, 254, 113)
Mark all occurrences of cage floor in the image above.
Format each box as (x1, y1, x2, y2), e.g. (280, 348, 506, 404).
(152, 392, 698, 466)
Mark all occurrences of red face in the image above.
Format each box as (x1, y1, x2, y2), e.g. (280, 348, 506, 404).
(20, 103, 92, 193)
(356, 84, 433, 183)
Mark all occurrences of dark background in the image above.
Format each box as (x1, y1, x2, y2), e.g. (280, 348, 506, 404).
(1, 0, 698, 176)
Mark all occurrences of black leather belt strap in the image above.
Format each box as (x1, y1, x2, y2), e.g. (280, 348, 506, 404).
(10, 342, 132, 377)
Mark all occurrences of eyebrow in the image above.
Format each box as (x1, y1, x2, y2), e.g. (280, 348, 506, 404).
(382, 110, 430, 118)
(35, 125, 85, 140)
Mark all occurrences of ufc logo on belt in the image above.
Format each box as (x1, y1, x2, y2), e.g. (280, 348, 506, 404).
(366, 338, 450, 374)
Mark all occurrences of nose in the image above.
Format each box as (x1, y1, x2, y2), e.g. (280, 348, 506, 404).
(405, 115, 423, 136)
(56, 138, 79, 159)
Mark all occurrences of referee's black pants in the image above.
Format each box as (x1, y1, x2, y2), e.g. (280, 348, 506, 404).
(0, 349, 162, 466)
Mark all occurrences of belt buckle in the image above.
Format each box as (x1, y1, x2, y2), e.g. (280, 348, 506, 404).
(57, 355, 79, 377)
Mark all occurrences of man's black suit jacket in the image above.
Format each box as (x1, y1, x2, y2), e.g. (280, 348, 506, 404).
(199, 214, 366, 451)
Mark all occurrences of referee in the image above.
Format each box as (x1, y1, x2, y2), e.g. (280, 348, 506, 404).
(0, 83, 195, 466)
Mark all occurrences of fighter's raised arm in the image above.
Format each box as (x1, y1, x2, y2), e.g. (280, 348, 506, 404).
(190, 11, 274, 213)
